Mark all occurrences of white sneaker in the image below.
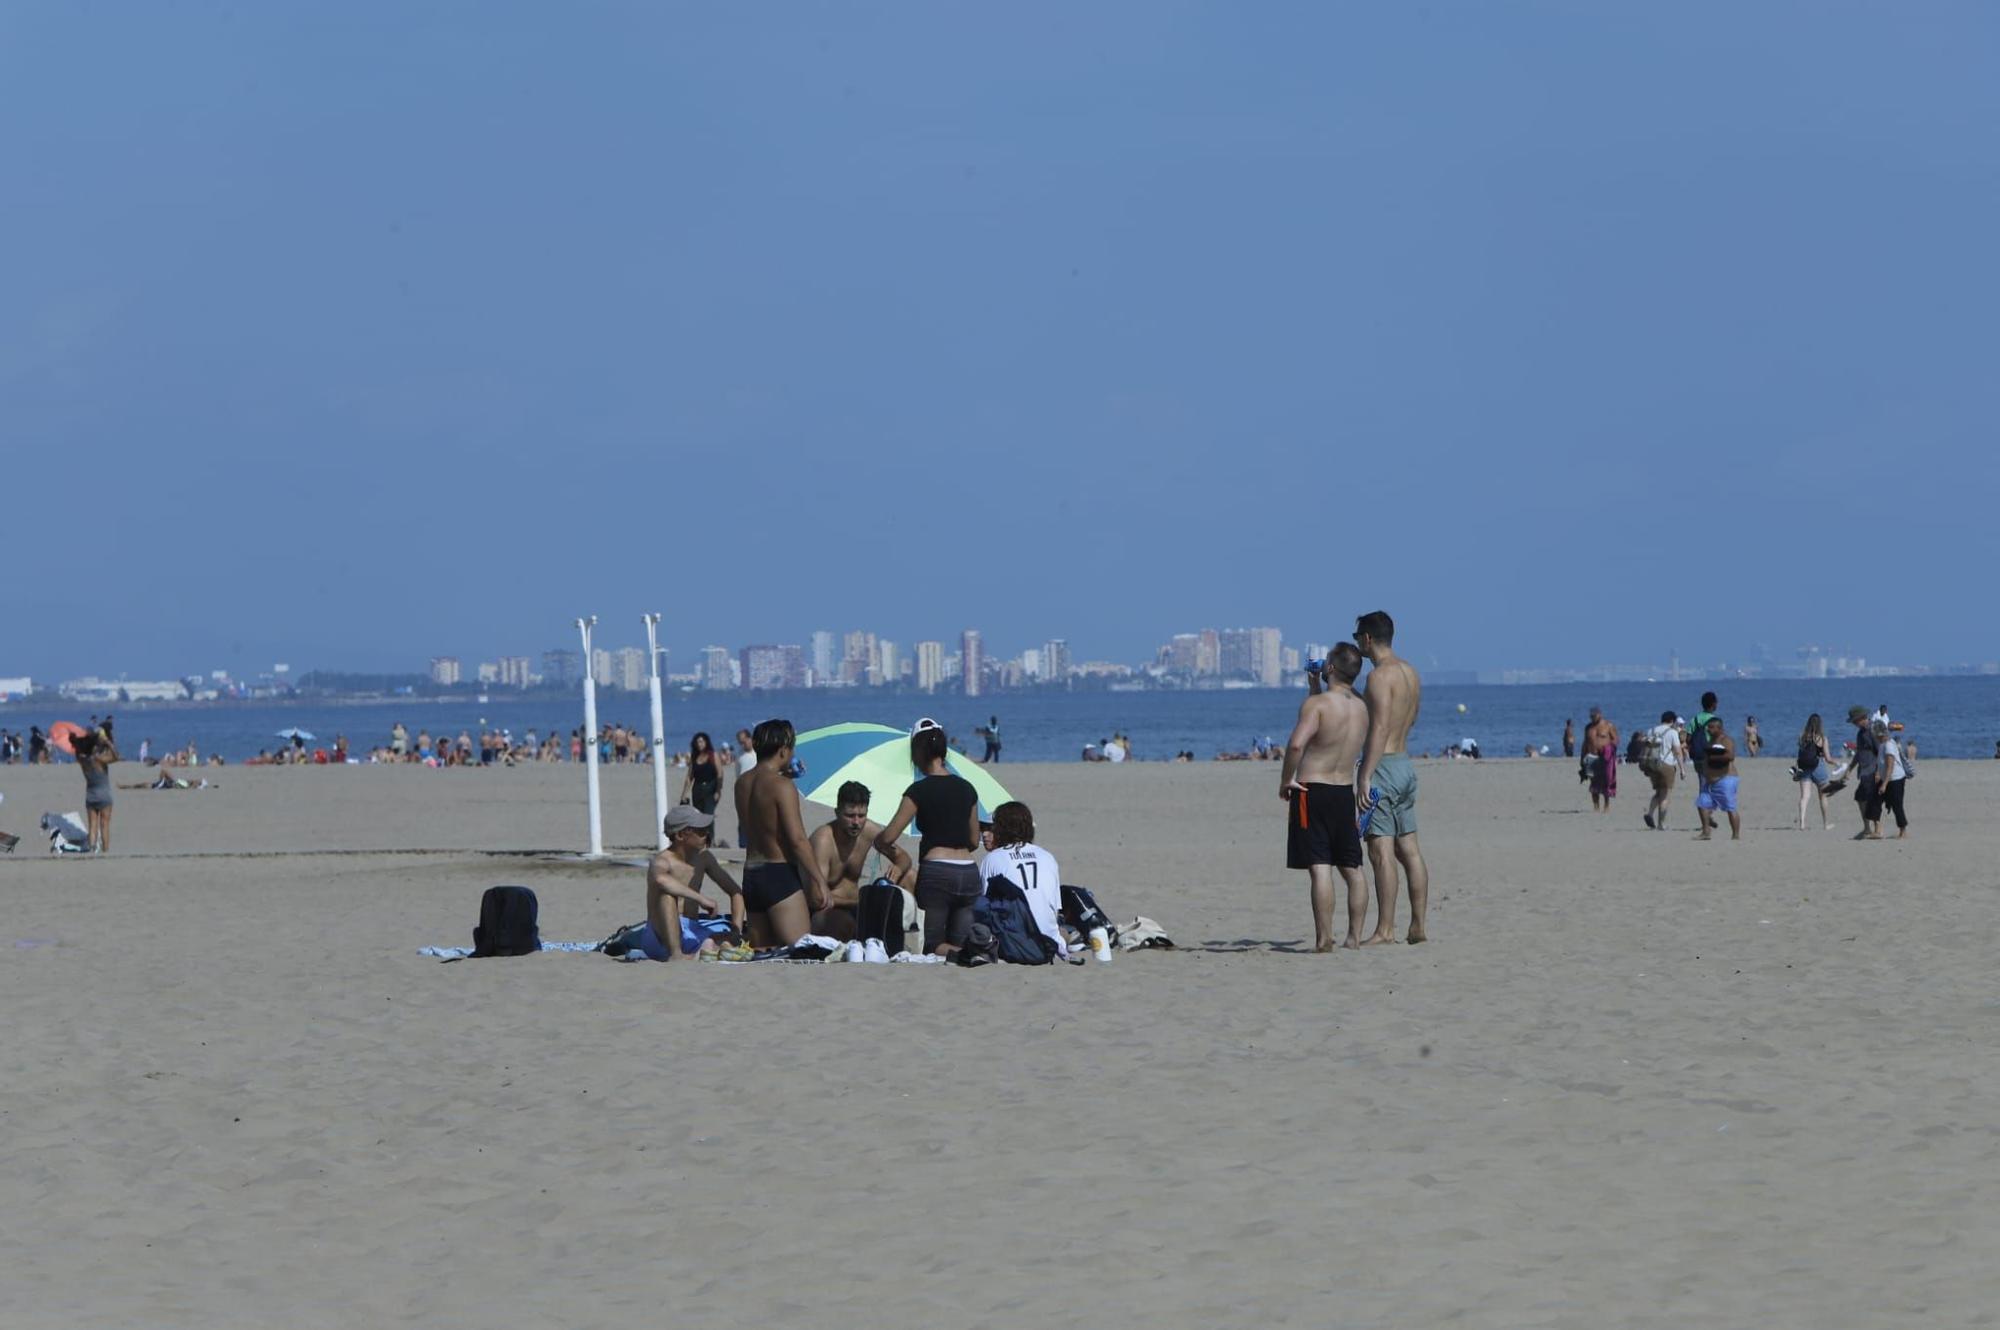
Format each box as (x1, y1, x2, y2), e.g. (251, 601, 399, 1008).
(842, 940, 865, 964)
(863, 938, 891, 964)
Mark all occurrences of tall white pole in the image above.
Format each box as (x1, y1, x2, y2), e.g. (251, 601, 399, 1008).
(643, 612, 669, 850)
(577, 616, 604, 858)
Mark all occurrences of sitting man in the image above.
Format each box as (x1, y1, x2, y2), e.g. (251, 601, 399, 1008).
(734, 718, 831, 947)
(807, 780, 916, 941)
(626, 805, 745, 961)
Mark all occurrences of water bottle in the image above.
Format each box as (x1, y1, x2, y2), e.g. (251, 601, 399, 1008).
(1088, 927, 1113, 964)
(1359, 787, 1381, 837)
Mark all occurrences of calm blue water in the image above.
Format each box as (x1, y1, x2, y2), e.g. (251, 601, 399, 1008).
(6, 676, 1997, 761)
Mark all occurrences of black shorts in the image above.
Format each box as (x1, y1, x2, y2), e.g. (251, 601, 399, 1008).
(1288, 783, 1362, 870)
(742, 862, 804, 913)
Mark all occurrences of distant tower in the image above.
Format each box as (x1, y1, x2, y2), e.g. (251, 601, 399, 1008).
(961, 629, 983, 698)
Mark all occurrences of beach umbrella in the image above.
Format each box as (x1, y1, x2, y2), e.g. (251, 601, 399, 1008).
(48, 721, 87, 755)
(791, 722, 1014, 827)
(275, 728, 316, 741)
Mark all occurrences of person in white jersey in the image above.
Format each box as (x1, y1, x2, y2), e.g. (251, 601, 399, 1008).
(979, 801, 1066, 959)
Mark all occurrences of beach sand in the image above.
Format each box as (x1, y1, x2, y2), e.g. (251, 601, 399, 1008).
(3, 757, 1996, 1328)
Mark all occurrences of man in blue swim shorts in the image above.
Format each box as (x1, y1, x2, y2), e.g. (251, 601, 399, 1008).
(1693, 716, 1743, 841)
(633, 805, 745, 960)
(1354, 611, 1433, 944)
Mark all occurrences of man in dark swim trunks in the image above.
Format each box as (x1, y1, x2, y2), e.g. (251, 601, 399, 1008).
(733, 718, 830, 948)
(1280, 644, 1370, 951)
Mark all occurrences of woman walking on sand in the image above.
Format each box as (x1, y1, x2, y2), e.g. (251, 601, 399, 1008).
(73, 726, 119, 852)
(681, 731, 722, 816)
(1793, 714, 1837, 830)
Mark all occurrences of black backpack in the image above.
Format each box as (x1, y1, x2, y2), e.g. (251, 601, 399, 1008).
(1060, 884, 1114, 937)
(975, 878, 1057, 965)
(1624, 731, 1647, 764)
(854, 879, 907, 953)
(472, 885, 541, 957)
(1796, 736, 1819, 771)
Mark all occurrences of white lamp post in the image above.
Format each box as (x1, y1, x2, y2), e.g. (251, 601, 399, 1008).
(576, 615, 603, 858)
(643, 612, 669, 850)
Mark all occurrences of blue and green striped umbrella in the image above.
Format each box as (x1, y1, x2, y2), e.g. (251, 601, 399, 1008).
(792, 722, 1013, 827)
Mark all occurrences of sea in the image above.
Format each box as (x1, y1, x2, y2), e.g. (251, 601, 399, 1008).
(6, 676, 1998, 763)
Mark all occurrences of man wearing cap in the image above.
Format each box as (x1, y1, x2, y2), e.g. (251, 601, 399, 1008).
(628, 805, 745, 962)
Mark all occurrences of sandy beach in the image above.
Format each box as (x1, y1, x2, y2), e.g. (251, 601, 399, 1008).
(3, 756, 1996, 1328)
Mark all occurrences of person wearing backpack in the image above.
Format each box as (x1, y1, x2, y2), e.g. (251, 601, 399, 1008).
(1793, 714, 1837, 831)
(1641, 711, 1686, 831)
(979, 801, 1066, 961)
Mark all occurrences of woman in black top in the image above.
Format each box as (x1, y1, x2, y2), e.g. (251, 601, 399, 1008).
(876, 719, 982, 955)
(681, 731, 722, 816)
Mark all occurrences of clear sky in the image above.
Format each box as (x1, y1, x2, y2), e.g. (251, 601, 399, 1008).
(5, 2, 1996, 681)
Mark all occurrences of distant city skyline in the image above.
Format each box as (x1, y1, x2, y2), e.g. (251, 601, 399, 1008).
(10, 628, 1996, 708)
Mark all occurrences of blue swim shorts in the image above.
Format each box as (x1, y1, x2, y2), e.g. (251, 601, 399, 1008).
(1696, 775, 1740, 814)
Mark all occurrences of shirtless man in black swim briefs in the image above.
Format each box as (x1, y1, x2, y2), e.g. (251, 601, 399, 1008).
(1355, 610, 1432, 945)
(733, 718, 830, 948)
(1280, 643, 1370, 951)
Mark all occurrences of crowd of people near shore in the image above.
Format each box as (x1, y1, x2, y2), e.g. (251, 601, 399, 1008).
(1564, 694, 1918, 840)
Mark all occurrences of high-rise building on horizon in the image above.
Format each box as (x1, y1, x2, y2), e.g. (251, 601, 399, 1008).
(876, 639, 898, 688)
(476, 661, 500, 684)
(498, 655, 533, 688)
(740, 644, 807, 691)
(1197, 629, 1221, 677)
(916, 640, 945, 692)
(961, 629, 983, 697)
(430, 656, 462, 686)
(541, 649, 581, 688)
(810, 630, 836, 685)
(1043, 638, 1070, 683)
(611, 646, 648, 692)
(700, 646, 733, 690)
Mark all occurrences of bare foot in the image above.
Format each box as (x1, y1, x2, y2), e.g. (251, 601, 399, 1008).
(1313, 939, 1338, 954)
(1406, 922, 1427, 944)
(1895, 830, 1909, 839)
(1342, 937, 1361, 951)
(1361, 930, 1399, 947)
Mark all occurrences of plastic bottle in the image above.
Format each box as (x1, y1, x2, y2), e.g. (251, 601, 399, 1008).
(1359, 787, 1382, 837)
(1088, 927, 1113, 964)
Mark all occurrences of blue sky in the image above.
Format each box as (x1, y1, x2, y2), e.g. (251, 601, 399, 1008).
(5, 2, 1995, 680)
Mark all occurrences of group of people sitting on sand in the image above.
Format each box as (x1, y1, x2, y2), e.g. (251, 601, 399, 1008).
(629, 718, 1068, 963)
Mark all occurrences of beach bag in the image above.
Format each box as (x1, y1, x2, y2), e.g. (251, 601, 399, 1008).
(471, 885, 541, 957)
(854, 879, 908, 953)
(953, 919, 1000, 967)
(1060, 883, 1115, 937)
(977, 879, 1057, 966)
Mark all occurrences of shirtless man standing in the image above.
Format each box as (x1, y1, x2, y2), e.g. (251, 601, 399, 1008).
(733, 718, 830, 947)
(630, 805, 745, 961)
(807, 780, 916, 940)
(1583, 707, 1619, 813)
(1354, 610, 1432, 945)
(1694, 716, 1742, 841)
(1279, 643, 1371, 950)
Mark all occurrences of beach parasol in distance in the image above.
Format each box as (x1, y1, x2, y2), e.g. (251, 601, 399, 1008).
(791, 722, 1013, 827)
(48, 721, 88, 755)
(275, 728, 316, 741)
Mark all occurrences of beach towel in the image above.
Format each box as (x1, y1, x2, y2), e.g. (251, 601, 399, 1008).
(418, 941, 600, 959)
(1590, 745, 1617, 798)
